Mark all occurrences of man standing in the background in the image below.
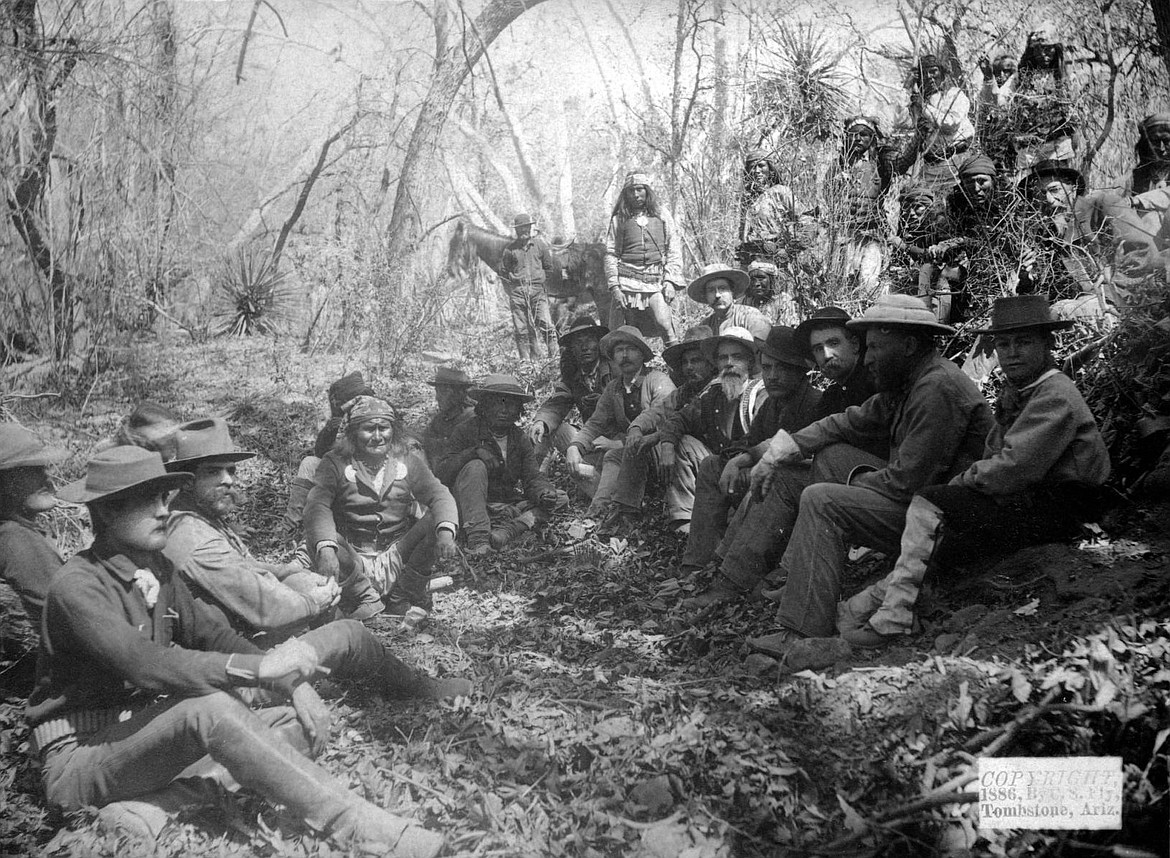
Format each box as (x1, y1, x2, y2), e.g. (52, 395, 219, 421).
(500, 213, 557, 361)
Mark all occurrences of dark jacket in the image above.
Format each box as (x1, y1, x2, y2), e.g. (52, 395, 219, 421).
(304, 451, 458, 554)
(422, 400, 477, 461)
(533, 359, 613, 433)
(661, 383, 757, 453)
(312, 416, 345, 459)
(793, 352, 994, 504)
(729, 379, 823, 456)
(435, 418, 555, 504)
(0, 517, 63, 621)
(27, 538, 263, 738)
(569, 369, 676, 452)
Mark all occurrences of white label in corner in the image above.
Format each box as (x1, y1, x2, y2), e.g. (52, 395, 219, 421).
(977, 757, 1122, 830)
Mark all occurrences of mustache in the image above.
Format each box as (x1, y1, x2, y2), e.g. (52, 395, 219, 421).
(719, 366, 748, 380)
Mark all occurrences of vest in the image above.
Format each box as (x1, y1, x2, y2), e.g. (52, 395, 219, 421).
(615, 216, 667, 267)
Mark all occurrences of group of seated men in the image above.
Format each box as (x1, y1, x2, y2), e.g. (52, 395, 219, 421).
(0, 268, 1110, 850)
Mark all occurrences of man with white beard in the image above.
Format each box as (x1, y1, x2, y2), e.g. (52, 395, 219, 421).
(654, 327, 766, 534)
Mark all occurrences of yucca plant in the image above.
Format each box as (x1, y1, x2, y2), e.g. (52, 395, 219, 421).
(750, 22, 848, 142)
(214, 248, 292, 337)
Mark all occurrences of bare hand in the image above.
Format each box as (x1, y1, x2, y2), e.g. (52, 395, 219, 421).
(765, 430, 803, 465)
(749, 459, 778, 503)
(593, 436, 623, 451)
(610, 287, 627, 309)
(291, 682, 331, 757)
(436, 529, 457, 561)
(624, 429, 645, 455)
(719, 456, 751, 495)
(314, 545, 340, 580)
(529, 421, 549, 445)
(978, 55, 993, 77)
(259, 638, 322, 687)
(657, 443, 676, 484)
(565, 445, 584, 476)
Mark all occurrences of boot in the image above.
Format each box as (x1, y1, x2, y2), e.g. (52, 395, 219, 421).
(863, 496, 945, 637)
(339, 565, 384, 622)
(386, 565, 433, 613)
(284, 476, 315, 533)
(329, 803, 443, 858)
(490, 510, 537, 549)
(682, 573, 743, 610)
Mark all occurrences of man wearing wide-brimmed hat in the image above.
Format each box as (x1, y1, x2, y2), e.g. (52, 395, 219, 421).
(1016, 160, 1100, 300)
(0, 423, 69, 629)
(686, 264, 771, 341)
(29, 444, 448, 855)
(566, 325, 676, 531)
(835, 295, 1109, 649)
(603, 171, 683, 348)
(501, 212, 558, 361)
(437, 375, 565, 554)
(795, 307, 878, 421)
(681, 326, 822, 601)
(742, 295, 992, 662)
(656, 327, 766, 533)
(530, 316, 613, 469)
(421, 366, 477, 463)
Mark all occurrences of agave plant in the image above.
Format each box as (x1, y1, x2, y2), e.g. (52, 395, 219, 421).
(750, 21, 848, 142)
(214, 248, 291, 337)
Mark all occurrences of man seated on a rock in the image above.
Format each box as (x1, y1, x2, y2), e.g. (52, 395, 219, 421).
(565, 326, 676, 534)
(836, 295, 1110, 648)
(688, 264, 771, 340)
(285, 371, 373, 533)
(744, 295, 993, 659)
(653, 327, 766, 534)
(29, 446, 448, 856)
(420, 366, 477, 464)
(679, 327, 822, 600)
(437, 375, 565, 555)
(529, 316, 612, 472)
(0, 424, 68, 666)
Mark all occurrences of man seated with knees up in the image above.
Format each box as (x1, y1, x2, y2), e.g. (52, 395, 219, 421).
(688, 264, 772, 340)
(437, 375, 565, 555)
(744, 295, 993, 659)
(566, 326, 676, 534)
(836, 295, 1109, 648)
(653, 327, 766, 534)
(680, 327, 822, 601)
(530, 317, 612, 473)
(29, 446, 446, 856)
(420, 367, 477, 464)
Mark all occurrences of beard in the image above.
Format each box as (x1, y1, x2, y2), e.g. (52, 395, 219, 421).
(719, 368, 747, 400)
(194, 486, 240, 520)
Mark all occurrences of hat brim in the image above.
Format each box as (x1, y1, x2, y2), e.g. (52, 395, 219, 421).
(662, 339, 707, 367)
(600, 331, 654, 362)
(165, 450, 256, 471)
(57, 471, 193, 505)
(795, 314, 853, 343)
(687, 269, 750, 304)
(701, 335, 759, 362)
(425, 379, 472, 387)
(846, 317, 956, 336)
(559, 323, 609, 345)
(1018, 167, 1086, 195)
(970, 319, 1075, 335)
(0, 444, 71, 470)
(757, 341, 811, 368)
(468, 387, 534, 403)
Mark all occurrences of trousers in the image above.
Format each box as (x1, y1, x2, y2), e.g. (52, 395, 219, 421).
(680, 453, 742, 569)
(588, 442, 664, 516)
(665, 436, 713, 523)
(509, 282, 557, 360)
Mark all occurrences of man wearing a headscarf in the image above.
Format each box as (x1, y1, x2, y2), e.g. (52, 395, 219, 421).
(604, 172, 684, 348)
(908, 56, 975, 192)
(737, 150, 806, 267)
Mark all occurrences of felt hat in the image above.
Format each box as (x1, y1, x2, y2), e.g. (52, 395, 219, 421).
(846, 294, 956, 335)
(1018, 161, 1087, 196)
(346, 396, 399, 426)
(166, 418, 256, 471)
(599, 325, 654, 362)
(758, 325, 811, 369)
(796, 306, 853, 347)
(426, 366, 473, 387)
(663, 325, 714, 369)
(687, 263, 750, 304)
(58, 446, 192, 504)
(328, 371, 373, 404)
(559, 315, 609, 346)
(623, 171, 653, 189)
(469, 374, 534, 403)
(702, 326, 759, 363)
(0, 423, 69, 470)
(747, 260, 778, 277)
(513, 212, 536, 227)
(957, 153, 998, 179)
(971, 295, 1074, 334)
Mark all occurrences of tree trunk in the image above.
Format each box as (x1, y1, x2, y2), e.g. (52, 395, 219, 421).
(1154, 0, 1170, 80)
(555, 100, 577, 239)
(385, 0, 551, 265)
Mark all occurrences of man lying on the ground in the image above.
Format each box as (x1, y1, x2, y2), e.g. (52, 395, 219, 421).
(653, 326, 766, 534)
(679, 326, 822, 601)
(29, 446, 447, 856)
(530, 316, 612, 476)
(688, 264, 772, 340)
(834, 295, 1110, 649)
(565, 325, 676, 535)
(437, 375, 566, 555)
(744, 295, 993, 658)
(0, 424, 68, 645)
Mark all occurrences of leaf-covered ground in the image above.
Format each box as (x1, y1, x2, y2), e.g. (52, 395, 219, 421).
(2, 336, 1168, 857)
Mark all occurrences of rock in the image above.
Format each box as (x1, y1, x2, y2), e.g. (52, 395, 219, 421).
(628, 775, 675, 815)
(781, 637, 853, 673)
(934, 632, 963, 653)
(744, 653, 779, 676)
(943, 604, 989, 633)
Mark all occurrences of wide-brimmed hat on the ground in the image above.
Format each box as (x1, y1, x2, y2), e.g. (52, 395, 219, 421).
(426, 367, 473, 388)
(58, 446, 192, 504)
(971, 295, 1074, 335)
(329, 371, 373, 404)
(559, 316, 609, 346)
(846, 294, 956, 335)
(758, 326, 812, 369)
(687, 264, 750, 304)
(663, 325, 714, 369)
(702, 326, 759, 363)
(599, 325, 655, 362)
(166, 418, 256, 471)
(0, 424, 69, 471)
(469, 374, 535, 403)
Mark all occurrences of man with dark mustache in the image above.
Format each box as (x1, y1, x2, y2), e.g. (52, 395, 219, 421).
(688, 264, 771, 340)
